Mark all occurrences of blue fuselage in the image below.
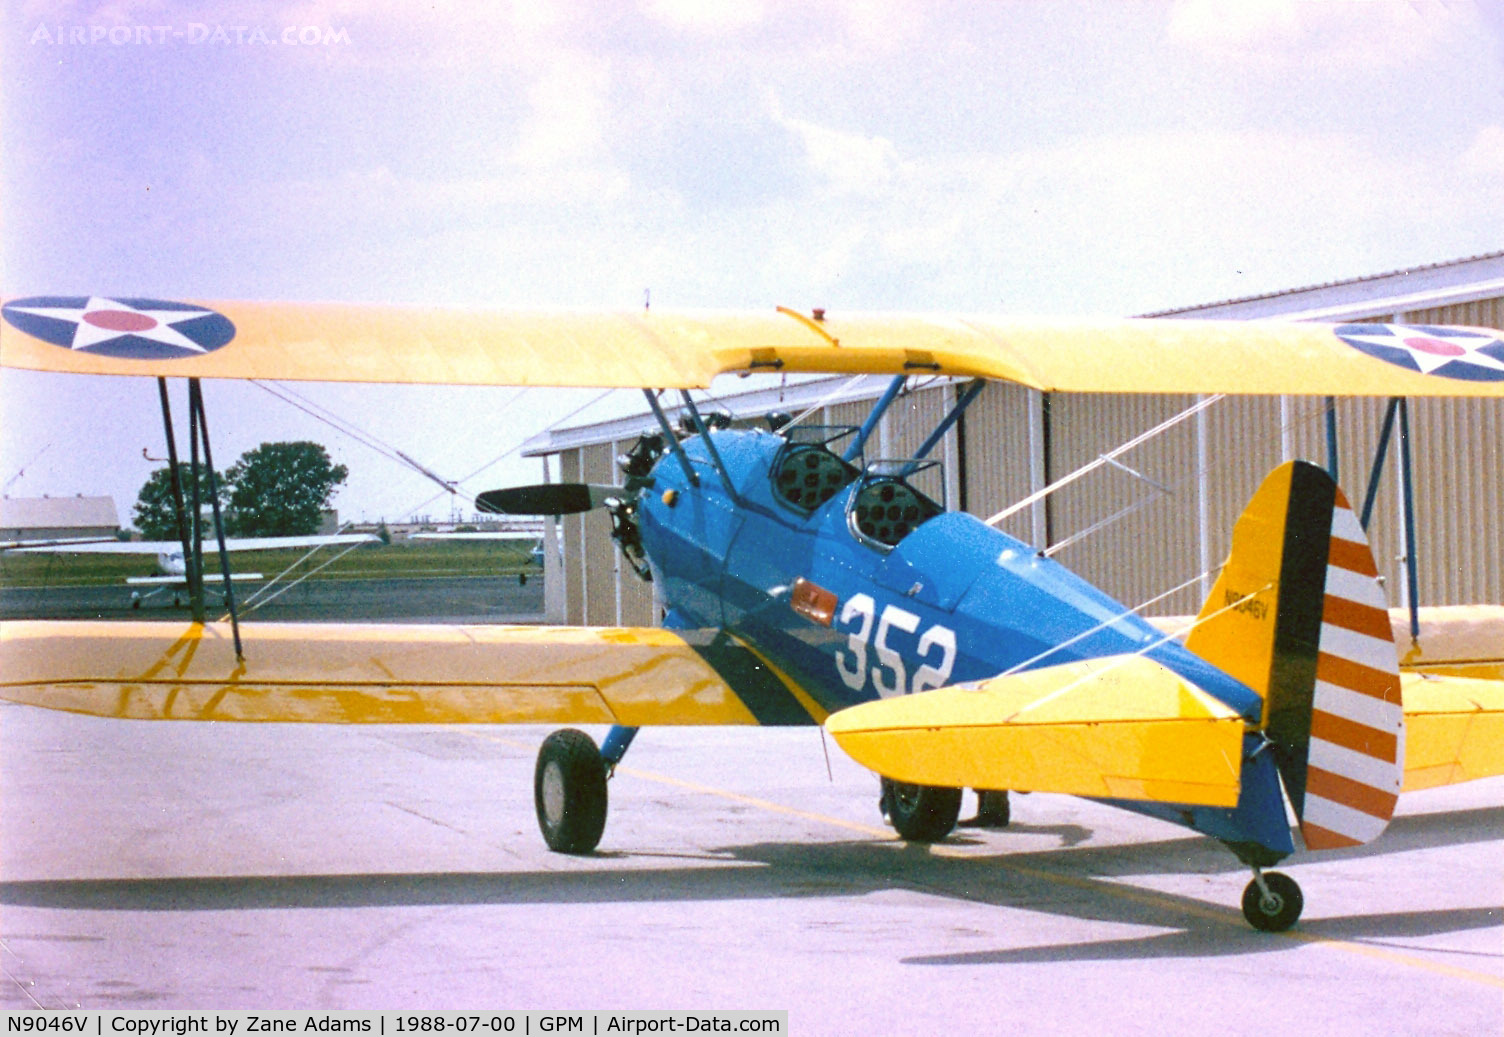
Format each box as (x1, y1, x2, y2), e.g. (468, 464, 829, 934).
(636, 428, 1293, 861)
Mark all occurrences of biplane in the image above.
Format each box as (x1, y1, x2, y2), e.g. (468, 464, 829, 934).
(2, 294, 1502, 932)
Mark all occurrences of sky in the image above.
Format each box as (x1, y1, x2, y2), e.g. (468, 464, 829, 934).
(3, 0, 1503, 525)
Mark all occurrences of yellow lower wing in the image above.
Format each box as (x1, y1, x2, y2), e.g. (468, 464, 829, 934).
(1402, 674, 1504, 791)
(824, 654, 1246, 807)
(0, 620, 821, 726)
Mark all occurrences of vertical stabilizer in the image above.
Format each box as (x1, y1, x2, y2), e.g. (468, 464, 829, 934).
(1186, 461, 1403, 850)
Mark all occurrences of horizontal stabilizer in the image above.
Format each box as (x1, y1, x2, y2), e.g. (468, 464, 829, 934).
(824, 654, 1245, 807)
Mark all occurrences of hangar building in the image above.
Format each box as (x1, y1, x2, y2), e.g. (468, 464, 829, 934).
(0, 495, 120, 543)
(521, 253, 1504, 629)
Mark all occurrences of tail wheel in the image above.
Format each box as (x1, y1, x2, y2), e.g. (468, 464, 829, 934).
(1241, 872, 1303, 932)
(880, 777, 961, 842)
(534, 729, 608, 854)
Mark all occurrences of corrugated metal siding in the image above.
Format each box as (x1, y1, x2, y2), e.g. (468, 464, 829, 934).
(1047, 393, 1203, 615)
(1410, 297, 1503, 331)
(1400, 301, 1504, 608)
(559, 451, 585, 626)
(883, 385, 950, 503)
(956, 381, 1036, 543)
(580, 443, 617, 627)
(823, 400, 871, 440)
(1393, 395, 1502, 608)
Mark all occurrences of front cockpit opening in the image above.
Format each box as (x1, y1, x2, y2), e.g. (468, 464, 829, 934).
(769, 425, 860, 512)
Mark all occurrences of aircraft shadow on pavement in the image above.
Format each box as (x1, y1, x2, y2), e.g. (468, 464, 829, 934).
(2, 805, 1497, 956)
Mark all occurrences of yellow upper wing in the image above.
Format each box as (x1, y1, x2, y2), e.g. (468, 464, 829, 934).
(4, 297, 1504, 396)
(0, 620, 823, 727)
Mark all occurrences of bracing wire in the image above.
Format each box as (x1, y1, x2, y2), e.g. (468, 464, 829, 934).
(1037, 396, 1335, 558)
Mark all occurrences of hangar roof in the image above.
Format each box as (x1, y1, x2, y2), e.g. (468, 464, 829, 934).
(1141, 250, 1504, 321)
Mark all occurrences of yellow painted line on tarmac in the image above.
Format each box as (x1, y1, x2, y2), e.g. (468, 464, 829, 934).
(468, 730, 1503, 989)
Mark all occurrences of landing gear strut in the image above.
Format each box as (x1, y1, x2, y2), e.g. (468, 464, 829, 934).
(534, 729, 608, 854)
(1241, 868, 1303, 932)
(879, 777, 961, 842)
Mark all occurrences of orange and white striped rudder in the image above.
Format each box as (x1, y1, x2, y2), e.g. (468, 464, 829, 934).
(1299, 491, 1403, 848)
(1185, 461, 1402, 851)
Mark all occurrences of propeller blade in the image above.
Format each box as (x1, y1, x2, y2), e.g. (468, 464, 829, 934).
(477, 483, 618, 515)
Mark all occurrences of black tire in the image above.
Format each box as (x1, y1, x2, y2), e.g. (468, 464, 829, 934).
(534, 729, 608, 854)
(881, 777, 961, 842)
(1241, 872, 1303, 932)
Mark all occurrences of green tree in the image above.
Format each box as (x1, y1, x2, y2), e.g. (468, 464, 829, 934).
(226, 441, 348, 537)
(132, 464, 228, 541)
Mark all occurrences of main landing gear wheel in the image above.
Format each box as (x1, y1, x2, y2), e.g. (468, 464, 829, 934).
(1241, 871, 1303, 932)
(534, 728, 608, 854)
(880, 777, 962, 842)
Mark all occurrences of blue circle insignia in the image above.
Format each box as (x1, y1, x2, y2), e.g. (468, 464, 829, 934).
(1335, 323, 1504, 382)
(1, 295, 236, 360)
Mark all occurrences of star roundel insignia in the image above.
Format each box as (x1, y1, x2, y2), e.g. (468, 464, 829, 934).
(1335, 323, 1504, 382)
(1, 295, 236, 360)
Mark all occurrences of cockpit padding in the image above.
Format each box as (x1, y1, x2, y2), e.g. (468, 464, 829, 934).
(851, 478, 941, 547)
(773, 444, 858, 510)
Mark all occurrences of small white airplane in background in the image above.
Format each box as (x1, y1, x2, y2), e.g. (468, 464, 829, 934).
(6, 533, 377, 606)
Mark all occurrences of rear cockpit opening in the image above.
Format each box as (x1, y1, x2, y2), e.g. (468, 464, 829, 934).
(849, 459, 944, 548)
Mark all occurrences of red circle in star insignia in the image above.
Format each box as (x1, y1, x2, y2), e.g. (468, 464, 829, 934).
(1401, 336, 1467, 357)
(84, 310, 160, 333)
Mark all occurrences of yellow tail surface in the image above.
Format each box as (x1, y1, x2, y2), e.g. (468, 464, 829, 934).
(1186, 461, 1403, 851)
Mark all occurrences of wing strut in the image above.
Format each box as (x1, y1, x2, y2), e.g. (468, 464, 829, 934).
(678, 390, 737, 503)
(189, 378, 244, 661)
(155, 377, 204, 621)
(153, 377, 244, 658)
(642, 389, 698, 487)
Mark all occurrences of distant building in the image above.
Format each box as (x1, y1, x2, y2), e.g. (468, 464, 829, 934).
(0, 495, 120, 541)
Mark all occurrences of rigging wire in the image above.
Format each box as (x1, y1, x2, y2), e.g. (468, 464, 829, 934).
(405, 387, 623, 517)
(1038, 396, 1335, 558)
(228, 536, 371, 618)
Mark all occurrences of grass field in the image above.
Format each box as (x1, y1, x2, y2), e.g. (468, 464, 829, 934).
(0, 539, 536, 588)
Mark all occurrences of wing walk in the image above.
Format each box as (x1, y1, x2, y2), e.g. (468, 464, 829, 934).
(0, 620, 818, 726)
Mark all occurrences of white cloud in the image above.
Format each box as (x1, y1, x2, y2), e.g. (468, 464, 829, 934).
(511, 51, 614, 170)
(1168, 0, 1469, 67)
(1168, 0, 1298, 50)
(771, 102, 903, 197)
